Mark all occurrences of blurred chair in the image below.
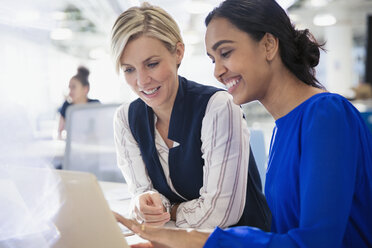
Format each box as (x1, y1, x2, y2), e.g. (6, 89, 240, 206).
(360, 111, 372, 134)
(63, 103, 124, 182)
(352, 99, 372, 134)
(250, 129, 267, 190)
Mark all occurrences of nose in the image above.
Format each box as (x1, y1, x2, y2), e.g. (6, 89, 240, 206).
(137, 70, 151, 88)
(213, 60, 227, 83)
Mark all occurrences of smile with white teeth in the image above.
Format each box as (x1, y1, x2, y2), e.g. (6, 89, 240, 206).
(142, 87, 160, 95)
(225, 79, 240, 90)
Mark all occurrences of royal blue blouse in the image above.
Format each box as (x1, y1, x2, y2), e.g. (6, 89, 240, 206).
(204, 93, 372, 248)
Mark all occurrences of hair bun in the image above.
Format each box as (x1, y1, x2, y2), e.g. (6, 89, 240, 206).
(77, 66, 90, 79)
(294, 29, 320, 68)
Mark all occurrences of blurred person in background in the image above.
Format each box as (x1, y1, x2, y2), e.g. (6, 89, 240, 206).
(110, 2, 271, 230)
(58, 66, 100, 139)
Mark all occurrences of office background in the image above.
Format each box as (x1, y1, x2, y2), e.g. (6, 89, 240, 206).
(1, 0, 372, 168)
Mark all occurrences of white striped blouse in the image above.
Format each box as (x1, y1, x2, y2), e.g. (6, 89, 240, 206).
(113, 91, 250, 229)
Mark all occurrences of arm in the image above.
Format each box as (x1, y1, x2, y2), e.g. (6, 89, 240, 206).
(58, 116, 65, 139)
(175, 91, 250, 229)
(114, 213, 209, 248)
(58, 101, 68, 139)
(204, 96, 361, 247)
(114, 104, 170, 225)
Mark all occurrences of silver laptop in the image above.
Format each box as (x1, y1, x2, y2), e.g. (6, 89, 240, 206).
(0, 167, 130, 248)
(52, 169, 130, 248)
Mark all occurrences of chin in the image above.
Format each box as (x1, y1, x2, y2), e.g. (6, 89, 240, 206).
(232, 95, 246, 105)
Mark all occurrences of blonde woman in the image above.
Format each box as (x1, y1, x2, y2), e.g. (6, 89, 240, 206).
(111, 3, 271, 230)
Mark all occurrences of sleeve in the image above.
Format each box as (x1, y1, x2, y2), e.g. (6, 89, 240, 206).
(59, 101, 69, 118)
(175, 91, 250, 229)
(113, 103, 171, 214)
(203, 96, 360, 248)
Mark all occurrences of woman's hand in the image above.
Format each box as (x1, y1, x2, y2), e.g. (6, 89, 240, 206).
(113, 212, 170, 247)
(113, 212, 210, 248)
(135, 192, 170, 226)
(131, 242, 170, 248)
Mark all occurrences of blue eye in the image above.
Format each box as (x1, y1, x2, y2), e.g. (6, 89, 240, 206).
(124, 67, 135, 73)
(148, 62, 159, 68)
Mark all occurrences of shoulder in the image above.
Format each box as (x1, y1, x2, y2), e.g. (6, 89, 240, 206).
(301, 92, 362, 134)
(61, 100, 70, 108)
(114, 102, 131, 124)
(180, 75, 222, 96)
(302, 93, 358, 120)
(88, 98, 100, 103)
(206, 91, 239, 113)
(128, 98, 145, 108)
(115, 99, 148, 123)
(59, 100, 71, 116)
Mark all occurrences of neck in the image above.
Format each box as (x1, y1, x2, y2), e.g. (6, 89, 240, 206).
(260, 67, 325, 120)
(153, 77, 179, 126)
(154, 107, 172, 126)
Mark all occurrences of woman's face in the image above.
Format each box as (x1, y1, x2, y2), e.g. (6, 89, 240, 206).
(120, 35, 184, 111)
(69, 78, 88, 103)
(205, 17, 272, 105)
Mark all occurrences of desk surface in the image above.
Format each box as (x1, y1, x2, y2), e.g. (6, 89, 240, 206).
(98, 181, 165, 245)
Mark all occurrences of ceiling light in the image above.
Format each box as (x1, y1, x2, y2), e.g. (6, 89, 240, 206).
(310, 0, 331, 7)
(51, 11, 67, 21)
(313, 14, 336, 26)
(50, 28, 73, 40)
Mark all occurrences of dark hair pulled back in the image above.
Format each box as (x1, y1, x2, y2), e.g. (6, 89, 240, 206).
(205, 0, 325, 88)
(72, 66, 90, 87)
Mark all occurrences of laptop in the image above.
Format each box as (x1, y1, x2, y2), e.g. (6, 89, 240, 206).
(51, 169, 130, 248)
(0, 167, 130, 248)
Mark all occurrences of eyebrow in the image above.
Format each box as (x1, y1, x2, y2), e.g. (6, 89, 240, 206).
(121, 55, 160, 67)
(212, 40, 234, 51)
(206, 40, 234, 57)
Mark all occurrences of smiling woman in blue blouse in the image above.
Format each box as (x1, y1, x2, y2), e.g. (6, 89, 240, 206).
(115, 0, 372, 247)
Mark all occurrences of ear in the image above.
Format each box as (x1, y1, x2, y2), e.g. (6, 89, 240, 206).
(175, 42, 185, 65)
(83, 85, 90, 94)
(263, 33, 279, 61)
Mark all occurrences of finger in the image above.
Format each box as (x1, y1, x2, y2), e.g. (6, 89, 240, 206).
(140, 204, 164, 215)
(138, 195, 163, 213)
(142, 212, 170, 223)
(135, 205, 165, 223)
(112, 212, 140, 232)
(144, 217, 170, 227)
(152, 241, 172, 248)
(130, 243, 154, 248)
(134, 206, 146, 223)
(148, 193, 163, 208)
(112, 211, 122, 221)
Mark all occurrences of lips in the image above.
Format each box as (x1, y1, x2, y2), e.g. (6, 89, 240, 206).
(225, 79, 240, 90)
(141, 86, 160, 95)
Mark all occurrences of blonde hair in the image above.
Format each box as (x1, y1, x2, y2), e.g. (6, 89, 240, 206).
(111, 2, 184, 74)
